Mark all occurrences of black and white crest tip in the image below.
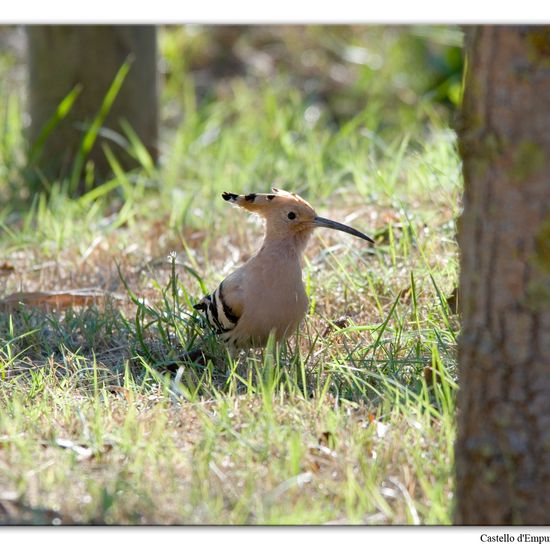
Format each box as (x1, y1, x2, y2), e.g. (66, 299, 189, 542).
(222, 192, 239, 202)
(193, 282, 239, 335)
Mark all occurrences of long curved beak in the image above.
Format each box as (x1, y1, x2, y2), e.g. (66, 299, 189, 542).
(314, 216, 374, 244)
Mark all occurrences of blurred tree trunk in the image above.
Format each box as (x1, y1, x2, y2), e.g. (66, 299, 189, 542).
(456, 26, 550, 524)
(27, 25, 158, 192)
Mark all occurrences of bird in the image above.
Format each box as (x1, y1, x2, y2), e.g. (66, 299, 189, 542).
(193, 188, 374, 350)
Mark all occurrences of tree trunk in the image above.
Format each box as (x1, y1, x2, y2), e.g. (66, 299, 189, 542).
(27, 25, 158, 192)
(456, 25, 550, 524)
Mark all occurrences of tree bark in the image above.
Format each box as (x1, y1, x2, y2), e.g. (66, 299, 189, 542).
(27, 25, 158, 191)
(456, 26, 550, 524)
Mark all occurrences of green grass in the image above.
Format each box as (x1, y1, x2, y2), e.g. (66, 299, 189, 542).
(0, 25, 461, 525)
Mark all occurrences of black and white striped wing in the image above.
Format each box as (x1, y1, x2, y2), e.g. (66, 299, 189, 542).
(193, 281, 241, 335)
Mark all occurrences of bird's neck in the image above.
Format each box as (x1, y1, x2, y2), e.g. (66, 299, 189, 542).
(261, 228, 312, 258)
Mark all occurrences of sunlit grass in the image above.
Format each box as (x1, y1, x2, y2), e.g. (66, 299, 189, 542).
(0, 25, 461, 525)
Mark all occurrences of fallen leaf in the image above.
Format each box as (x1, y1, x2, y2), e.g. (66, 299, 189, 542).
(318, 431, 337, 449)
(0, 288, 125, 312)
(399, 285, 412, 303)
(306, 444, 338, 473)
(53, 437, 114, 461)
(108, 385, 133, 402)
(322, 316, 350, 337)
(423, 365, 444, 388)
(446, 286, 459, 314)
(55, 438, 94, 460)
(0, 262, 15, 275)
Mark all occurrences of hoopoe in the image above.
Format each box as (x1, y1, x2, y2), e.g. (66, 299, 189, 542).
(193, 188, 374, 350)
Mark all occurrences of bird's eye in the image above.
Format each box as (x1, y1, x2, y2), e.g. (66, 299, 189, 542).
(287, 212, 296, 220)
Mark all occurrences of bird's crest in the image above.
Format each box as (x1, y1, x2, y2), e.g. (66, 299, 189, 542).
(222, 188, 314, 216)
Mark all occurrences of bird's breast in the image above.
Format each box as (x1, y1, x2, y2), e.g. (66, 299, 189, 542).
(232, 255, 308, 347)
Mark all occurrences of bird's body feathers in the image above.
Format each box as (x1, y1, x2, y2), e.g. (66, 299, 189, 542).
(194, 188, 373, 350)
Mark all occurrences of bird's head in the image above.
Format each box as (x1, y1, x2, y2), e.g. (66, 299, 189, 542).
(222, 188, 374, 248)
